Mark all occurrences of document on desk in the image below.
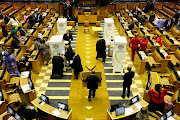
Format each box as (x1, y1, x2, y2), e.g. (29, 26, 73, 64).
(22, 84, 30, 92)
(125, 108, 134, 116)
(167, 116, 175, 120)
(52, 109, 61, 117)
(0, 101, 3, 105)
(134, 103, 142, 110)
(22, 71, 29, 78)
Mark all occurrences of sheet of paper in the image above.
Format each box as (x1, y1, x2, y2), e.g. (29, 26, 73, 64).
(177, 71, 180, 75)
(125, 108, 134, 116)
(22, 84, 30, 92)
(0, 101, 3, 105)
(134, 103, 142, 110)
(167, 116, 175, 120)
(70, 60, 73, 64)
(52, 109, 61, 117)
(22, 71, 29, 78)
(40, 101, 45, 106)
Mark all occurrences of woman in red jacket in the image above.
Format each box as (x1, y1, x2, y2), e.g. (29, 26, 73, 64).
(148, 84, 167, 113)
(152, 35, 163, 46)
(140, 36, 148, 53)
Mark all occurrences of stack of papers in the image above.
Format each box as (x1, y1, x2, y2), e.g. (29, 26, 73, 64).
(167, 116, 175, 120)
(52, 109, 61, 117)
(22, 84, 30, 92)
(134, 103, 142, 110)
(125, 108, 134, 116)
(22, 71, 29, 78)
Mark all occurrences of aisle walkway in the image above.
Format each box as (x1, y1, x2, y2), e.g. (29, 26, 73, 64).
(68, 26, 110, 120)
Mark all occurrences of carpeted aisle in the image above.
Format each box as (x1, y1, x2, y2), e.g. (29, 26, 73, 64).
(68, 25, 110, 120)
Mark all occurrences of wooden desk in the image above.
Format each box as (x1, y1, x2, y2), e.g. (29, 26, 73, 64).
(81, 71, 101, 87)
(134, 51, 149, 74)
(32, 98, 72, 120)
(78, 15, 97, 23)
(143, 72, 159, 102)
(92, 27, 103, 37)
(107, 100, 148, 120)
(67, 26, 72, 30)
(28, 50, 43, 73)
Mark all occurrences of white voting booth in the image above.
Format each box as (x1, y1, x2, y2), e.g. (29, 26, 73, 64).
(57, 18, 67, 35)
(112, 36, 127, 73)
(104, 18, 114, 44)
(48, 35, 66, 71)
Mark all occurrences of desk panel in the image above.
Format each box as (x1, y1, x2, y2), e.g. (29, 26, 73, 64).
(78, 15, 97, 23)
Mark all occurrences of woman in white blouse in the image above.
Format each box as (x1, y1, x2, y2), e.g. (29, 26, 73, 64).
(7, 16, 19, 29)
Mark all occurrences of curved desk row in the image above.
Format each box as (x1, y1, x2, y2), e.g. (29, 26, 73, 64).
(31, 98, 72, 120)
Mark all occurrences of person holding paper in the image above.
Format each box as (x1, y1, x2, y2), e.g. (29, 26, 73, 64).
(148, 84, 167, 113)
(121, 67, 135, 99)
(96, 38, 106, 63)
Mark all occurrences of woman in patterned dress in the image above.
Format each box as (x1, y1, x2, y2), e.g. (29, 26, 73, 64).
(3, 51, 20, 76)
(39, 40, 51, 65)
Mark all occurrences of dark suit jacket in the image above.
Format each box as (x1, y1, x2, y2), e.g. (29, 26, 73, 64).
(52, 56, 64, 75)
(85, 74, 100, 89)
(174, 11, 180, 23)
(149, 14, 155, 23)
(19, 28, 27, 36)
(123, 71, 135, 85)
(96, 39, 106, 58)
(128, 23, 134, 30)
(71, 54, 83, 74)
(164, 19, 173, 30)
(65, 46, 73, 61)
(63, 33, 73, 41)
(138, 15, 145, 24)
(4, 16, 10, 24)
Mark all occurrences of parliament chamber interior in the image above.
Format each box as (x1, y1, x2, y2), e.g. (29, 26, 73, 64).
(0, 0, 180, 119)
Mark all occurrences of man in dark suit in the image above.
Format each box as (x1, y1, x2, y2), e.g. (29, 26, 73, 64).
(71, 53, 83, 79)
(65, 44, 74, 67)
(52, 53, 64, 78)
(149, 11, 155, 23)
(164, 17, 174, 31)
(96, 38, 106, 62)
(68, 5, 72, 20)
(18, 26, 27, 36)
(84, 71, 101, 101)
(137, 13, 145, 25)
(63, 30, 73, 45)
(37, 11, 43, 23)
(128, 21, 134, 30)
(174, 10, 180, 24)
(121, 67, 135, 99)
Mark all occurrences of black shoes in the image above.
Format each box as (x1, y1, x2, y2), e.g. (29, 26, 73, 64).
(88, 98, 91, 101)
(121, 95, 125, 99)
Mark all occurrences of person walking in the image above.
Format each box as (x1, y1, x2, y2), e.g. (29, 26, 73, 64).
(121, 67, 135, 99)
(129, 34, 140, 61)
(83, 71, 101, 101)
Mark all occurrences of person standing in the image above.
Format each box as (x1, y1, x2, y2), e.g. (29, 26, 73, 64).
(65, 44, 73, 67)
(129, 34, 140, 61)
(63, 30, 73, 45)
(150, 0, 155, 11)
(83, 71, 101, 101)
(140, 36, 148, 53)
(4, 14, 10, 24)
(71, 53, 83, 79)
(7, 16, 19, 29)
(121, 67, 135, 99)
(96, 38, 106, 62)
(10, 26, 17, 37)
(164, 17, 173, 31)
(1, 24, 8, 37)
(148, 84, 167, 113)
(174, 10, 180, 24)
(3, 51, 20, 76)
(52, 53, 64, 78)
(63, 4, 67, 18)
(39, 40, 51, 65)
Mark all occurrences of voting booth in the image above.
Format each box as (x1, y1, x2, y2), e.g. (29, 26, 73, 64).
(57, 18, 67, 35)
(48, 35, 65, 56)
(104, 18, 114, 44)
(112, 36, 127, 73)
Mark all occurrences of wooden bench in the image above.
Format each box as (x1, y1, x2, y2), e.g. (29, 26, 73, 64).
(169, 48, 180, 70)
(147, 49, 170, 72)
(160, 6, 175, 18)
